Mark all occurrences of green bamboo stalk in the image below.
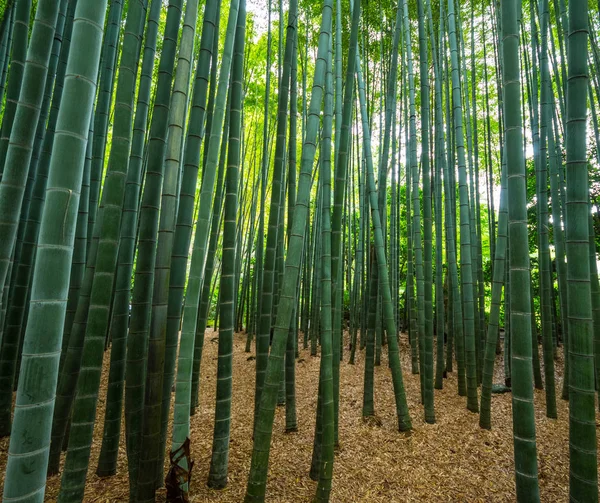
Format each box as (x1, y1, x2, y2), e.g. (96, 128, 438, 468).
(157, 0, 219, 475)
(417, 0, 434, 423)
(353, 0, 411, 432)
(537, 0, 556, 418)
(136, 0, 198, 498)
(470, 4, 486, 373)
(28, 1, 78, 474)
(86, 0, 124, 258)
(0, 0, 59, 436)
(565, 0, 598, 499)
(480, 158, 507, 430)
(314, 38, 335, 502)
(362, 246, 377, 417)
(284, 19, 299, 433)
(405, 70, 418, 374)
(1, 1, 105, 500)
(0, 0, 68, 436)
(167, 0, 239, 496)
(447, 0, 478, 412)
(403, 0, 425, 397)
(330, 0, 360, 443)
(254, 0, 272, 378)
(312, 33, 336, 497)
(96, 0, 161, 477)
(0, 0, 31, 176)
(124, 2, 184, 497)
(502, 0, 541, 497)
(456, 2, 483, 387)
(194, 95, 230, 388)
(588, 211, 600, 413)
(244, 2, 332, 499)
(254, 0, 298, 428)
(2, 0, 68, 364)
(0, 5, 13, 97)
(56, 1, 149, 500)
(427, 0, 445, 391)
(207, 0, 245, 488)
(190, 53, 227, 413)
(0, 5, 14, 121)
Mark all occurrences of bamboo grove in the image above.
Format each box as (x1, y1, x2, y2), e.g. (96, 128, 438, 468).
(0, 0, 597, 501)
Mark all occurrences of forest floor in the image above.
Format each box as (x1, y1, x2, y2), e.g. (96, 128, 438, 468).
(0, 331, 587, 502)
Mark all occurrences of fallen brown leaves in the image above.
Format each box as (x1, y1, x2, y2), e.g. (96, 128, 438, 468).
(0, 332, 588, 502)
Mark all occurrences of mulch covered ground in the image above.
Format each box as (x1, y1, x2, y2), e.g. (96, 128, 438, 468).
(0, 331, 587, 502)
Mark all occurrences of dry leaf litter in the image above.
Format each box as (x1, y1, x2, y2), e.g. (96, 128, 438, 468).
(0, 331, 590, 502)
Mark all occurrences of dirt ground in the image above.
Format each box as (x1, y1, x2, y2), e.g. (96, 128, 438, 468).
(0, 331, 588, 502)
